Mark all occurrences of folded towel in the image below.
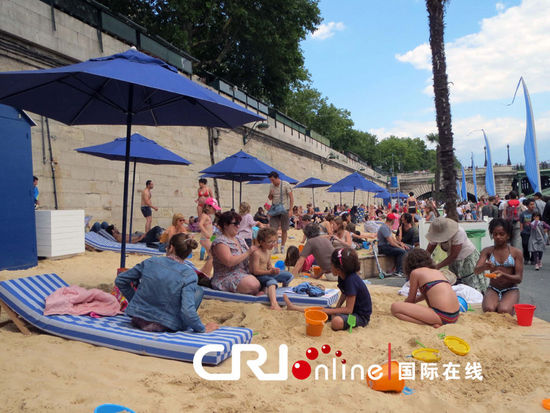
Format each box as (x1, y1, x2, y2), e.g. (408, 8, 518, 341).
(292, 282, 325, 297)
(45, 285, 121, 316)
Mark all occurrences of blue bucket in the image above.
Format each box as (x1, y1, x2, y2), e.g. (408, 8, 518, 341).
(457, 296, 468, 312)
(274, 260, 285, 270)
(94, 404, 135, 413)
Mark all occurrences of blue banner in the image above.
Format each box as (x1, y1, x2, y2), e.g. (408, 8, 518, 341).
(510, 77, 541, 193)
(482, 130, 496, 196)
(456, 179, 461, 200)
(471, 153, 478, 201)
(461, 164, 468, 201)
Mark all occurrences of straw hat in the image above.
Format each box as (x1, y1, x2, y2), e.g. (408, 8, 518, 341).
(426, 217, 459, 243)
(440, 268, 457, 286)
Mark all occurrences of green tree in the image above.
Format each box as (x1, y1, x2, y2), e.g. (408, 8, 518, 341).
(426, 0, 457, 220)
(100, 0, 321, 108)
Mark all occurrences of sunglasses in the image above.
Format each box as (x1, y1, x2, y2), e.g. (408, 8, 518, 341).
(229, 221, 240, 226)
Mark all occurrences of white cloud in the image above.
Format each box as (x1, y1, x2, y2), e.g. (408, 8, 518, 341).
(311, 22, 346, 40)
(496, 2, 506, 12)
(368, 111, 550, 162)
(396, 0, 550, 103)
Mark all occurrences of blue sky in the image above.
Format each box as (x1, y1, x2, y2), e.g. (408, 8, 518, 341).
(301, 0, 550, 167)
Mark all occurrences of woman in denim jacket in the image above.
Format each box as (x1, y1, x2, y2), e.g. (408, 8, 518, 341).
(115, 234, 218, 333)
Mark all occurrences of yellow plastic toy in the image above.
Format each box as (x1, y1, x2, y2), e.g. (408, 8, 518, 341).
(444, 336, 470, 356)
(412, 348, 441, 362)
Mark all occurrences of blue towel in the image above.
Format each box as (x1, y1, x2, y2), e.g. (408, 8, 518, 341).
(292, 282, 325, 297)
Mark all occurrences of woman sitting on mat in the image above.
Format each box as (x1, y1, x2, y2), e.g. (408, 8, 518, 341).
(474, 218, 523, 315)
(391, 248, 460, 328)
(115, 234, 218, 333)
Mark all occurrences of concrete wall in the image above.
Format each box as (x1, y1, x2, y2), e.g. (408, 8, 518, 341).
(0, 0, 389, 230)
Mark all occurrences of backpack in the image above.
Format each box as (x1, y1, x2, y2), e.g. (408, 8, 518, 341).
(505, 199, 520, 223)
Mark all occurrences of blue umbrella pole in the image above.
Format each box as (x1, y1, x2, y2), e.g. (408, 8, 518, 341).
(120, 86, 133, 269)
(232, 180, 235, 210)
(128, 160, 137, 241)
(239, 181, 242, 206)
(353, 190, 356, 207)
(340, 192, 342, 206)
(312, 187, 315, 209)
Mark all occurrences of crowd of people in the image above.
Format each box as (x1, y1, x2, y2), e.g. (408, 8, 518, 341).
(110, 177, 548, 334)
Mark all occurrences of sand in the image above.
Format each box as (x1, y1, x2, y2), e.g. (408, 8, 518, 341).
(1, 229, 549, 412)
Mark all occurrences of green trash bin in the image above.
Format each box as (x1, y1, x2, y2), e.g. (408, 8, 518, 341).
(465, 229, 486, 252)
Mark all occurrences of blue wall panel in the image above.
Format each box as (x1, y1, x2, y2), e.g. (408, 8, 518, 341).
(0, 104, 37, 270)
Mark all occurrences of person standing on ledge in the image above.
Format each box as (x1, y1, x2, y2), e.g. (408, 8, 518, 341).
(267, 171, 293, 255)
(141, 180, 158, 233)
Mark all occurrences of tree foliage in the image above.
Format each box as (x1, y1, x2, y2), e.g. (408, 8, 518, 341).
(99, 0, 321, 108)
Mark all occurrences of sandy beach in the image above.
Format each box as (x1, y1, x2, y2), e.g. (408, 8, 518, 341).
(1, 229, 549, 413)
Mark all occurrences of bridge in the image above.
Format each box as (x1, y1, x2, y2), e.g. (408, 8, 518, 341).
(398, 166, 518, 200)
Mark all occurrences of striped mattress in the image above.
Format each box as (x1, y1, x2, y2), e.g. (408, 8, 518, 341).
(202, 286, 340, 307)
(85, 232, 164, 255)
(0, 274, 252, 365)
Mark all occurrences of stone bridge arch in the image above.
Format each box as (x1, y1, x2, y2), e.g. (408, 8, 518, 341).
(409, 182, 487, 201)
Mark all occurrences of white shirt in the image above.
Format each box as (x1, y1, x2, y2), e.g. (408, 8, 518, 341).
(439, 227, 476, 261)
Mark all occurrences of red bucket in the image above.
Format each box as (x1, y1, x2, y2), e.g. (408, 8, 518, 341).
(514, 304, 536, 326)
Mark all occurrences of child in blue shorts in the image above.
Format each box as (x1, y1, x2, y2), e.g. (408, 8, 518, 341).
(250, 227, 293, 310)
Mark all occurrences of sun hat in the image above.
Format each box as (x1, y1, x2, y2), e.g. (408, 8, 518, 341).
(204, 197, 221, 211)
(426, 217, 459, 243)
(440, 268, 457, 286)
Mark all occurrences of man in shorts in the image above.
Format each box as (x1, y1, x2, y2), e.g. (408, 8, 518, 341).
(267, 171, 293, 254)
(141, 180, 158, 233)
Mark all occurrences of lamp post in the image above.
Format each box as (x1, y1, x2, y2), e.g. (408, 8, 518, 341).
(242, 121, 269, 145)
(506, 144, 511, 165)
(320, 152, 337, 170)
(484, 146, 487, 167)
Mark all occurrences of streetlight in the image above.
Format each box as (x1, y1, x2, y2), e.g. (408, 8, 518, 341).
(507, 144, 511, 165)
(242, 121, 269, 145)
(320, 152, 338, 169)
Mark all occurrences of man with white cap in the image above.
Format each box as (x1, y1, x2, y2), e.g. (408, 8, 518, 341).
(425, 217, 488, 293)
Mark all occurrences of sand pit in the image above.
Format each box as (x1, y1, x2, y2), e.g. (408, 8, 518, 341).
(1, 229, 549, 412)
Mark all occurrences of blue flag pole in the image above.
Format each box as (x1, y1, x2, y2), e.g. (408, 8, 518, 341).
(471, 153, 478, 201)
(482, 130, 496, 196)
(509, 77, 541, 193)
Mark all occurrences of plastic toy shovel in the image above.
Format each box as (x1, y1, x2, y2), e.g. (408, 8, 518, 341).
(348, 314, 356, 333)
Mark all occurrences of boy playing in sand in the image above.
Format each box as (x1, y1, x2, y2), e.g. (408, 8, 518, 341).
(250, 227, 293, 310)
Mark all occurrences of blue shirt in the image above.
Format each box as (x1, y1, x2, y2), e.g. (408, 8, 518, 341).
(33, 186, 39, 203)
(520, 211, 534, 235)
(337, 272, 372, 322)
(115, 256, 205, 332)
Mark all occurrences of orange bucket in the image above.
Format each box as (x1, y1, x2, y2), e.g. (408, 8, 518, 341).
(366, 361, 405, 393)
(304, 309, 328, 336)
(305, 306, 323, 312)
(312, 265, 322, 278)
(298, 244, 304, 253)
(514, 304, 536, 326)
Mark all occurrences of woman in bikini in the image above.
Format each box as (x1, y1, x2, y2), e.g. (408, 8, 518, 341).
(474, 218, 523, 315)
(391, 248, 460, 328)
(196, 178, 214, 217)
(407, 192, 417, 215)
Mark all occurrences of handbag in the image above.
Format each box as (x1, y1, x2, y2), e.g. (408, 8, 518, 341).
(268, 183, 287, 216)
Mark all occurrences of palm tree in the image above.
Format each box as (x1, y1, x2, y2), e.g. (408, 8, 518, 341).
(426, 133, 441, 201)
(426, 0, 458, 221)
